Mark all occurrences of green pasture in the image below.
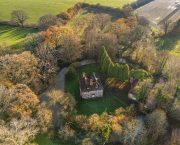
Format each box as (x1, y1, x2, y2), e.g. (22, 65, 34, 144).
(0, 25, 37, 48)
(0, 0, 135, 23)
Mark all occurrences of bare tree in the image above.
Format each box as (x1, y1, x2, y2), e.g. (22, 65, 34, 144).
(25, 33, 45, 52)
(58, 32, 82, 63)
(122, 119, 147, 145)
(91, 13, 111, 30)
(38, 14, 62, 30)
(11, 10, 29, 27)
(145, 109, 168, 141)
(0, 85, 13, 117)
(0, 118, 39, 145)
(36, 104, 52, 133)
(122, 4, 133, 17)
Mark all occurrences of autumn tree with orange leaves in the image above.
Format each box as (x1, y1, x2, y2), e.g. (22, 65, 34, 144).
(0, 84, 52, 133)
(43, 26, 82, 63)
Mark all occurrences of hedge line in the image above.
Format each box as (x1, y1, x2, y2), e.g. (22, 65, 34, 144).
(99, 47, 149, 81)
(99, 47, 129, 81)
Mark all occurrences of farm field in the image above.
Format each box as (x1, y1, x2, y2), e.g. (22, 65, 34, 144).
(0, 25, 37, 48)
(0, 0, 135, 24)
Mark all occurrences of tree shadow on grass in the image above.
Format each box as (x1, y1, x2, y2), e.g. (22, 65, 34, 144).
(156, 34, 180, 51)
(81, 4, 123, 21)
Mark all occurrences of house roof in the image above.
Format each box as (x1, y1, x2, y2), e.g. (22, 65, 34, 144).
(80, 72, 103, 92)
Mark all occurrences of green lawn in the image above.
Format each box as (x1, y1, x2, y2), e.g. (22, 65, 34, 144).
(0, 0, 135, 24)
(0, 25, 37, 48)
(35, 135, 58, 145)
(34, 135, 70, 145)
(163, 36, 180, 56)
(65, 64, 127, 116)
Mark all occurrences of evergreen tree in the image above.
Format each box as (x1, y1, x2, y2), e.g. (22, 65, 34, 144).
(117, 64, 122, 80)
(98, 47, 147, 81)
(99, 47, 106, 65)
(108, 61, 114, 77)
(123, 64, 130, 80)
(111, 63, 117, 78)
(102, 55, 110, 74)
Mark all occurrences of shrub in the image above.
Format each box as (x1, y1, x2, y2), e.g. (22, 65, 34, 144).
(47, 89, 76, 119)
(36, 104, 52, 133)
(121, 118, 147, 145)
(130, 69, 149, 80)
(132, 79, 152, 102)
(57, 3, 82, 21)
(0, 43, 12, 56)
(59, 124, 76, 141)
(38, 14, 62, 30)
(135, 84, 149, 102)
(156, 92, 174, 111)
(66, 65, 77, 80)
(58, 12, 71, 20)
(24, 33, 45, 52)
(145, 109, 168, 141)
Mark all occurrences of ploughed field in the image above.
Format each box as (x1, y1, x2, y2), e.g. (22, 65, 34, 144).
(0, 0, 135, 24)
